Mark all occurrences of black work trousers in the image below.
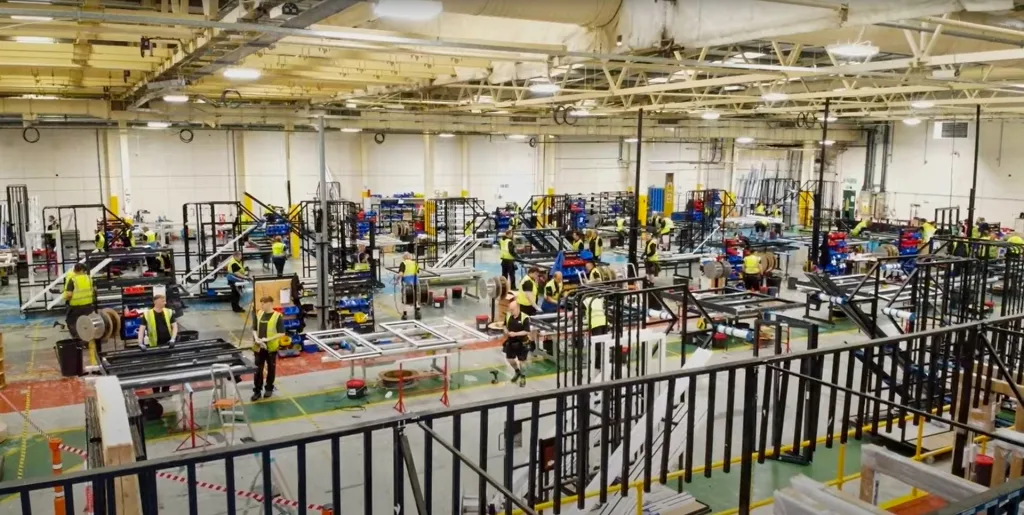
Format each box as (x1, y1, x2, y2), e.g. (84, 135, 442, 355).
(272, 257, 287, 277)
(501, 259, 516, 288)
(253, 349, 277, 393)
(229, 281, 243, 311)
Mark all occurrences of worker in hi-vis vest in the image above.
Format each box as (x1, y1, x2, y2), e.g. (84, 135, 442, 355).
(271, 236, 288, 277)
(251, 295, 286, 401)
(516, 266, 542, 316)
(138, 294, 180, 393)
(742, 250, 762, 291)
(62, 262, 95, 340)
(499, 230, 517, 287)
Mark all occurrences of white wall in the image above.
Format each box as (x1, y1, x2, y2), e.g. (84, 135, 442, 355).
(885, 121, 1024, 225)
(1, 128, 760, 221)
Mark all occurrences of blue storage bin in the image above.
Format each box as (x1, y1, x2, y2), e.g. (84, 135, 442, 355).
(302, 342, 319, 353)
(282, 305, 301, 316)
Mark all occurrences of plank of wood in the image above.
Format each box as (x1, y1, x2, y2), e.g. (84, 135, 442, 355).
(859, 464, 876, 504)
(95, 376, 141, 515)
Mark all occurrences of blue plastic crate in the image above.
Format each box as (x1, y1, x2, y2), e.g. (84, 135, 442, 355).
(282, 305, 301, 316)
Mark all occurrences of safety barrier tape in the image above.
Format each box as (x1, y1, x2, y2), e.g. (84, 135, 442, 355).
(58, 444, 324, 511)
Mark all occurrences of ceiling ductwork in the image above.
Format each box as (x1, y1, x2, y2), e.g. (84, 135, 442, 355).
(439, 0, 622, 27)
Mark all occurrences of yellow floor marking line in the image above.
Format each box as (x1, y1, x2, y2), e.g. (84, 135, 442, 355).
(16, 322, 41, 480)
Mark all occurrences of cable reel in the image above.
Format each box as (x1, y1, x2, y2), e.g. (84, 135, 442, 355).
(702, 260, 729, 280)
(757, 252, 778, 274)
(875, 244, 899, 258)
(478, 276, 511, 299)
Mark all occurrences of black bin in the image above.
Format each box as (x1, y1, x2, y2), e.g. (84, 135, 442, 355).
(55, 339, 84, 377)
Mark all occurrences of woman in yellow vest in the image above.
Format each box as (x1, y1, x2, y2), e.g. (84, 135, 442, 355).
(271, 236, 288, 277)
(225, 251, 249, 313)
(586, 229, 603, 260)
(62, 263, 95, 340)
(351, 243, 371, 272)
(250, 296, 285, 401)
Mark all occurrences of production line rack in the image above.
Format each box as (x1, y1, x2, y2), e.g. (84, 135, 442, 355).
(424, 197, 487, 264)
(372, 195, 425, 235)
(99, 338, 255, 390)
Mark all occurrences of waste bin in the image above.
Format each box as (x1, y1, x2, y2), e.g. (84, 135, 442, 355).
(55, 339, 84, 377)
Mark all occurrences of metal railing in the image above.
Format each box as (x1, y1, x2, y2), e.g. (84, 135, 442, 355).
(8, 313, 1024, 514)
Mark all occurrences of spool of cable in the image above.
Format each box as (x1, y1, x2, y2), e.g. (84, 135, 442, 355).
(881, 307, 916, 321)
(878, 263, 903, 272)
(702, 261, 728, 280)
(715, 324, 753, 342)
(76, 313, 106, 341)
(875, 244, 899, 258)
(647, 309, 673, 320)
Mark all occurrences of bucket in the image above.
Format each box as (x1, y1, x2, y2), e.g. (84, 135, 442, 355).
(55, 339, 84, 377)
(433, 296, 445, 309)
(766, 274, 782, 289)
(475, 315, 489, 331)
(452, 287, 463, 299)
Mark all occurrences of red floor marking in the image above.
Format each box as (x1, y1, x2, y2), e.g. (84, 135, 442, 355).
(0, 337, 504, 413)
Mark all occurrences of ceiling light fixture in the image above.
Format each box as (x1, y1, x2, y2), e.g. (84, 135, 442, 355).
(826, 41, 880, 58)
(903, 117, 922, 126)
(528, 80, 560, 94)
(162, 95, 189, 103)
(372, 0, 443, 20)
(819, 139, 835, 146)
(222, 67, 261, 80)
(910, 100, 935, 109)
(701, 111, 721, 120)
(438, 132, 455, 138)
(762, 92, 789, 102)
(20, 94, 57, 100)
(11, 15, 53, 21)
(736, 136, 755, 144)
(341, 127, 362, 133)
(722, 85, 745, 92)
(14, 36, 54, 44)
(833, 87, 848, 92)
(147, 121, 171, 129)
(818, 115, 838, 122)
(624, 137, 638, 143)
(649, 76, 669, 84)
(489, 109, 508, 115)
(345, 102, 357, 109)
(569, 108, 590, 117)
(509, 134, 527, 140)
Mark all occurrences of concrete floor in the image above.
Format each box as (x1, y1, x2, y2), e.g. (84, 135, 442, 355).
(0, 243, 960, 514)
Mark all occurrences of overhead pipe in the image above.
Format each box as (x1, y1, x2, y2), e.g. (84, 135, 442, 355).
(966, 105, 982, 233)
(810, 98, 830, 266)
(875, 22, 1024, 47)
(878, 122, 891, 192)
(920, 15, 1024, 41)
(862, 127, 875, 192)
(440, 0, 622, 27)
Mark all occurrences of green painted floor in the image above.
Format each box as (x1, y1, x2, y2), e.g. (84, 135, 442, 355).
(0, 316, 861, 486)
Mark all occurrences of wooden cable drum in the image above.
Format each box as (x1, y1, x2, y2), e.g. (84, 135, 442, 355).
(99, 308, 121, 340)
(378, 369, 421, 388)
(478, 276, 511, 299)
(757, 253, 778, 274)
(596, 266, 617, 281)
(76, 313, 106, 342)
(702, 261, 729, 280)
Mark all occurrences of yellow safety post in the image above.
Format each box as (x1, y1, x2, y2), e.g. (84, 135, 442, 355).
(912, 414, 925, 495)
(241, 195, 253, 223)
(288, 204, 301, 258)
(836, 442, 846, 488)
(461, 190, 468, 198)
(87, 341, 98, 367)
(425, 200, 436, 235)
(797, 191, 813, 227)
(664, 183, 675, 215)
(108, 196, 119, 218)
(638, 195, 648, 225)
(635, 483, 644, 515)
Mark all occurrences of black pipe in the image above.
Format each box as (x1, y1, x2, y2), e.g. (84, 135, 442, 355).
(628, 109, 643, 276)
(879, 122, 891, 193)
(862, 127, 875, 192)
(810, 99, 830, 264)
(967, 105, 981, 234)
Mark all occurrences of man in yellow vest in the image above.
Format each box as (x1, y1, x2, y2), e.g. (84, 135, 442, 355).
(251, 295, 285, 401)
(398, 253, 418, 286)
(143, 226, 157, 245)
(94, 229, 106, 252)
(643, 232, 660, 277)
(586, 229, 604, 260)
(585, 261, 601, 282)
(225, 250, 249, 313)
(742, 250, 762, 291)
(571, 231, 584, 252)
(584, 295, 609, 337)
(850, 216, 872, 237)
(541, 271, 564, 313)
(499, 230, 517, 287)
(271, 236, 288, 277)
(351, 243, 371, 272)
(503, 300, 531, 387)
(516, 267, 541, 316)
(614, 216, 626, 247)
(137, 294, 179, 393)
(62, 263, 95, 339)
(754, 202, 766, 215)
(1008, 233, 1024, 256)
(658, 215, 675, 251)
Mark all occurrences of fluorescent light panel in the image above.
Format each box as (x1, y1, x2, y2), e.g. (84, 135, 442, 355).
(222, 67, 261, 80)
(372, 0, 442, 20)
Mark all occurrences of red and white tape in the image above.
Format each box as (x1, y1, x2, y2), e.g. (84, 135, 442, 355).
(60, 445, 324, 512)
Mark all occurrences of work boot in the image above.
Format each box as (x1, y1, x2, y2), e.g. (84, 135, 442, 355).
(263, 389, 274, 399)
(250, 391, 262, 402)
(519, 373, 527, 388)
(510, 370, 521, 383)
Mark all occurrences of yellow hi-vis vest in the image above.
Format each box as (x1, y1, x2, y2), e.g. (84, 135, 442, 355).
(921, 222, 936, 243)
(616, 218, 625, 233)
(517, 276, 538, 306)
(67, 273, 94, 307)
(743, 254, 761, 275)
(64, 270, 77, 288)
(645, 240, 659, 261)
(254, 310, 284, 352)
(402, 259, 418, 277)
(754, 204, 766, 215)
(95, 232, 105, 250)
(572, 240, 583, 251)
(772, 207, 782, 217)
(851, 219, 869, 237)
(1009, 234, 1024, 255)
(659, 217, 675, 236)
(590, 237, 603, 258)
(584, 297, 607, 329)
(145, 230, 157, 243)
(499, 238, 514, 260)
(225, 257, 244, 280)
(544, 279, 563, 302)
(272, 241, 286, 257)
(143, 308, 173, 347)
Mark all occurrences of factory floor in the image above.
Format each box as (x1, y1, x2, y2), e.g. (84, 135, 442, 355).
(0, 247, 943, 514)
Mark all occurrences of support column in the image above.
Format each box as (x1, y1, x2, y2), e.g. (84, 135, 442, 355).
(810, 98, 831, 265)
(316, 117, 329, 330)
(966, 105, 982, 233)
(117, 122, 133, 218)
(231, 130, 247, 202)
(628, 109, 644, 276)
(359, 132, 370, 193)
(423, 133, 435, 196)
(459, 135, 469, 196)
(284, 129, 294, 206)
(534, 138, 544, 195)
(545, 137, 557, 193)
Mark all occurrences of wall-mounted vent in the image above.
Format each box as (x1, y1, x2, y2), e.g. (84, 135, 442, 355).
(933, 121, 969, 139)
(511, 116, 537, 123)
